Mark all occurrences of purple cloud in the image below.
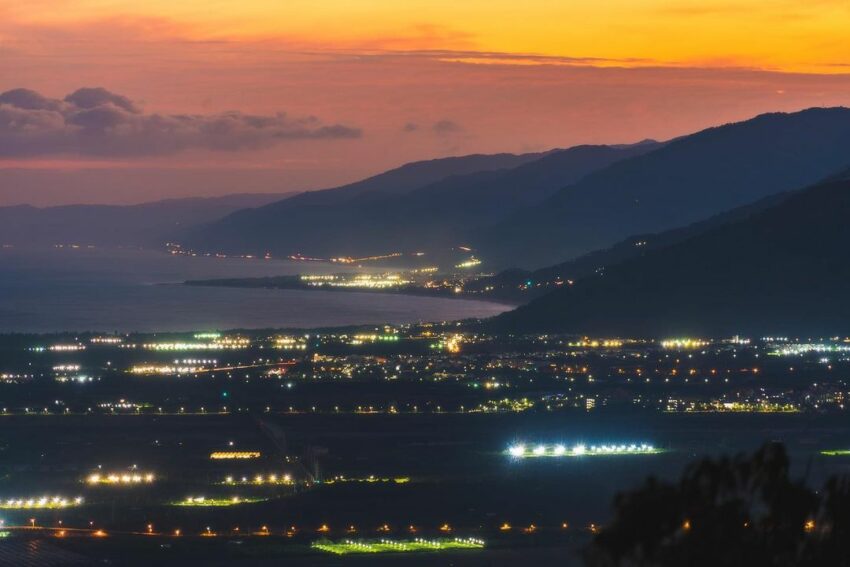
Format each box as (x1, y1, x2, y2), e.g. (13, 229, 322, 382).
(0, 87, 362, 157)
(64, 87, 140, 113)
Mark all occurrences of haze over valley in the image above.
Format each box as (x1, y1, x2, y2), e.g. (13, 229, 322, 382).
(3, 2, 850, 564)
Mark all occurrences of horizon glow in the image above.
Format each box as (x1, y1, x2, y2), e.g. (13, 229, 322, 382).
(3, 1, 850, 205)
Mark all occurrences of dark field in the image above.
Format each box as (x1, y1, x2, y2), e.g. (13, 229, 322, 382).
(1, 410, 849, 564)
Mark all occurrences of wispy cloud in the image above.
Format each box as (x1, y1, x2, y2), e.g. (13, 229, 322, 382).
(432, 119, 464, 135)
(0, 87, 362, 157)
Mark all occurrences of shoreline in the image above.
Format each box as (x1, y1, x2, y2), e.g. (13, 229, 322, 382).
(182, 278, 524, 308)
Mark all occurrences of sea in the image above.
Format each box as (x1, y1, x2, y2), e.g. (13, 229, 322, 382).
(0, 247, 511, 333)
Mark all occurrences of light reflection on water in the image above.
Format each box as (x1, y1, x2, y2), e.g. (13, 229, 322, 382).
(0, 248, 511, 333)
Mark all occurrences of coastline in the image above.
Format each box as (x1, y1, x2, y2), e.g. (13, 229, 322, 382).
(182, 277, 524, 308)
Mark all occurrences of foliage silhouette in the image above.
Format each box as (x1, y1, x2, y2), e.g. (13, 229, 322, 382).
(586, 443, 850, 566)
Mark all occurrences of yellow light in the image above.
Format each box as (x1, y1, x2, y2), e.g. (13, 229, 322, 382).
(804, 520, 815, 532)
(209, 451, 260, 460)
(87, 471, 155, 485)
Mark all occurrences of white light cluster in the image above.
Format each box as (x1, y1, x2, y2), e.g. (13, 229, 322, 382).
(770, 343, 850, 356)
(141, 338, 249, 351)
(129, 365, 208, 375)
(223, 473, 292, 485)
(0, 496, 83, 509)
(90, 336, 123, 344)
(660, 339, 709, 349)
(507, 443, 658, 458)
(48, 344, 86, 352)
(87, 473, 155, 485)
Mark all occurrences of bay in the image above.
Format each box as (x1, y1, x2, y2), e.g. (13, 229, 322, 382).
(0, 247, 511, 333)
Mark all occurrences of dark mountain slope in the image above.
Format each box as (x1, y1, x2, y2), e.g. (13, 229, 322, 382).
(492, 172, 850, 336)
(467, 190, 794, 301)
(273, 152, 550, 207)
(183, 143, 658, 257)
(485, 107, 850, 268)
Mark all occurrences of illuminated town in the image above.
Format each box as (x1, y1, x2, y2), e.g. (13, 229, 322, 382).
(4, 0, 850, 561)
(0, 326, 848, 562)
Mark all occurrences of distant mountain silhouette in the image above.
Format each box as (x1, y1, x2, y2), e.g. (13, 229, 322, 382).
(491, 171, 850, 336)
(182, 144, 659, 258)
(467, 190, 793, 301)
(483, 107, 850, 268)
(0, 193, 294, 247)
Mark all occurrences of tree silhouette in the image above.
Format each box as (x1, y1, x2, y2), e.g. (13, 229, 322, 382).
(585, 443, 849, 566)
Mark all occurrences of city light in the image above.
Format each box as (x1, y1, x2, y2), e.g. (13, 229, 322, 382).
(86, 472, 155, 485)
(141, 337, 250, 351)
(324, 475, 410, 485)
(302, 273, 412, 290)
(175, 496, 265, 507)
(0, 497, 83, 509)
(571, 339, 624, 348)
(349, 334, 400, 345)
(209, 451, 261, 460)
(507, 443, 661, 458)
(508, 444, 526, 457)
(274, 337, 308, 350)
(770, 343, 850, 356)
(48, 344, 86, 352)
(455, 258, 482, 269)
(90, 336, 123, 344)
(660, 339, 710, 350)
(223, 473, 293, 485)
(129, 365, 209, 375)
(311, 537, 485, 555)
(444, 335, 463, 353)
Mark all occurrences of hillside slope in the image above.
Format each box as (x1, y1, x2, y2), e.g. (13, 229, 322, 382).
(492, 172, 850, 336)
(467, 190, 793, 301)
(183, 143, 658, 258)
(484, 107, 850, 268)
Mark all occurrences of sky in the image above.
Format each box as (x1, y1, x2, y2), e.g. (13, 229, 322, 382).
(2, 0, 850, 206)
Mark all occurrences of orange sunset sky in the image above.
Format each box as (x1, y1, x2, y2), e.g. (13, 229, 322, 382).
(2, 0, 850, 205)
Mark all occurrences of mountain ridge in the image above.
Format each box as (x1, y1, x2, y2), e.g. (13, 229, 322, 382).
(491, 170, 850, 336)
(182, 143, 659, 258)
(0, 192, 296, 247)
(482, 107, 850, 268)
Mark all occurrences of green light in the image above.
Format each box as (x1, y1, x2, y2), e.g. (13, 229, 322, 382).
(173, 496, 266, 507)
(820, 450, 850, 456)
(312, 538, 484, 555)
